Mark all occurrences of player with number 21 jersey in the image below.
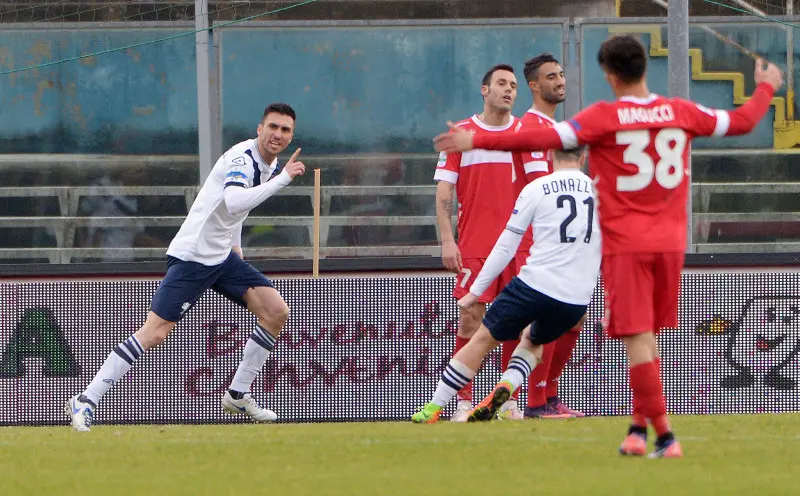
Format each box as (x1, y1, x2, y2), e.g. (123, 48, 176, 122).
(434, 34, 783, 458)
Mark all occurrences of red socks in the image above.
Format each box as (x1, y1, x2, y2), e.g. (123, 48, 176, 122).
(545, 329, 580, 398)
(629, 359, 671, 436)
(526, 341, 555, 408)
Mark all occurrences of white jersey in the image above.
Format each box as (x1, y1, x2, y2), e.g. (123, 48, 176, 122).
(167, 139, 279, 265)
(506, 169, 601, 305)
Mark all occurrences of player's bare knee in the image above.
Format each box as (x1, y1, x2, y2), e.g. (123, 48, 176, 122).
(245, 286, 289, 331)
(135, 312, 175, 350)
(457, 305, 484, 338)
(276, 300, 290, 325)
(520, 329, 539, 354)
(257, 302, 289, 334)
(470, 326, 499, 351)
(623, 332, 657, 365)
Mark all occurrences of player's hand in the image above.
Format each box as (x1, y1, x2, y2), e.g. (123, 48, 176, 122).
(457, 293, 478, 310)
(284, 148, 306, 179)
(433, 122, 474, 153)
(441, 239, 462, 273)
(232, 246, 243, 259)
(754, 59, 784, 92)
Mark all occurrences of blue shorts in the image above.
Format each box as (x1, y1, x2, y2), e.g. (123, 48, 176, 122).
(150, 253, 274, 322)
(482, 277, 586, 345)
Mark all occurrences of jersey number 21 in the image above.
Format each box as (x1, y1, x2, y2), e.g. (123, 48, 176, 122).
(557, 195, 594, 244)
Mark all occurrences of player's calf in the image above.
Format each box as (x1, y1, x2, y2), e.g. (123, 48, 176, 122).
(245, 286, 290, 334)
(226, 288, 289, 413)
(134, 312, 177, 349)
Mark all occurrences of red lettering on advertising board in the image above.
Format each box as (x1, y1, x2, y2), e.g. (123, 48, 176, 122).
(184, 301, 455, 397)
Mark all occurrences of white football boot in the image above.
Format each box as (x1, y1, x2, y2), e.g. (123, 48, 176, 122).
(65, 395, 95, 432)
(497, 399, 524, 420)
(222, 391, 277, 422)
(450, 399, 473, 422)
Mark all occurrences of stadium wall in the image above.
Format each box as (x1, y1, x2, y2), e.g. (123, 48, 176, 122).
(1, 269, 799, 425)
(2, 18, 797, 154)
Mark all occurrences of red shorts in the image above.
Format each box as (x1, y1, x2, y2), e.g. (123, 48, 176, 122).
(602, 251, 684, 339)
(453, 254, 528, 303)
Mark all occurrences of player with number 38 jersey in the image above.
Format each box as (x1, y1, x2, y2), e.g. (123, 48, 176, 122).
(434, 35, 784, 458)
(566, 95, 719, 255)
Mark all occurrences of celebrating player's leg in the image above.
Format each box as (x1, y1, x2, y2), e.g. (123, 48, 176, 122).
(414, 147, 600, 424)
(433, 64, 532, 421)
(435, 35, 783, 457)
(66, 104, 305, 431)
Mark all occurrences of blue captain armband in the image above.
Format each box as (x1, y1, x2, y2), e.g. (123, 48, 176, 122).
(225, 169, 250, 188)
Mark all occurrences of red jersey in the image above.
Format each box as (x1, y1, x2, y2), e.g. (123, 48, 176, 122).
(434, 115, 532, 258)
(473, 83, 776, 255)
(514, 109, 556, 182)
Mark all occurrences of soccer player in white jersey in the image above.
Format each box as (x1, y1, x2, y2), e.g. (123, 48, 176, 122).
(66, 103, 305, 431)
(412, 146, 600, 423)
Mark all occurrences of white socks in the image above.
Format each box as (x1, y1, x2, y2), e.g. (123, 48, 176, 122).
(432, 359, 476, 407)
(229, 324, 277, 394)
(83, 335, 144, 406)
(499, 347, 539, 392)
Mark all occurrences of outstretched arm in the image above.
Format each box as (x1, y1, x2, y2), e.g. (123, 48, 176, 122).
(224, 148, 305, 215)
(467, 229, 524, 297)
(473, 125, 569, 153)
(720, 83, 775, 136)
(691, 61, 782, 137)
(224, 170, 293, 215)
(458, 185, 539, 309)
(434, 121, 578, 154)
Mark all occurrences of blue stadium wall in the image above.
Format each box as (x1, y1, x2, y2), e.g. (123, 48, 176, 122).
(2, 22, 794, 154)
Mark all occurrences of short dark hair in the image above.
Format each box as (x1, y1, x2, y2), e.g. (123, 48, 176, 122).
(262, 103, 296, 122)
(523, 53, 560, 83)
(481, 64, 515, 86)
(553, 146, 585, 162)
(597, 35, 647, 84)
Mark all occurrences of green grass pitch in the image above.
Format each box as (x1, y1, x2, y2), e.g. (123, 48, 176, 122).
(1, 414, 797, 496)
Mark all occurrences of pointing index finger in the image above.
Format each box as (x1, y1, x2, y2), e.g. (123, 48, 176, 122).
(289, 148, 302, 163)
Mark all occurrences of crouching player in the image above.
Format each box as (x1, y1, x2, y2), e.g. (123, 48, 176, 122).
(412, 146, 600, 423)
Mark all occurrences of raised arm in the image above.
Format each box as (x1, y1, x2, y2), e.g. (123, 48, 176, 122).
(224, 171, 293, 215)
(223, 148, 305, 215)
(689, 61, 783, 137)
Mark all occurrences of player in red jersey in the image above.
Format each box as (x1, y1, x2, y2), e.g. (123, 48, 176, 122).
(434, 64, 530, 421)
(516, 53, 585, 420)
(434, 35, 784, 457)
